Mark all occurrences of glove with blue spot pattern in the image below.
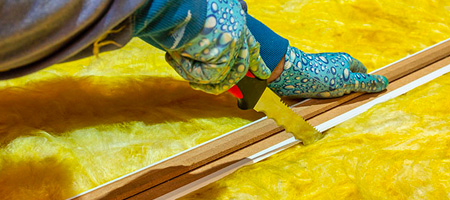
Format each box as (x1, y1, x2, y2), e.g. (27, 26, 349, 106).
(268, 45, 388, 98)
(165, 0, 271, 94)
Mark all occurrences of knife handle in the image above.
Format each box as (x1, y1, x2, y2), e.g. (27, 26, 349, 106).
(227, 71, 268, 110)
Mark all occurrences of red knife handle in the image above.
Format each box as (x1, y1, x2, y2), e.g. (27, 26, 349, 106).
(227, 71, 268, 110)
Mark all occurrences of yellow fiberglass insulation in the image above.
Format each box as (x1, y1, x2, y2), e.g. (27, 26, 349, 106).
(184, 73, 450, 199)
(0, 0, 449, 199)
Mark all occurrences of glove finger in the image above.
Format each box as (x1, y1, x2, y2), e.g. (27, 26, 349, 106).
(165, 51, 194, 81)
(166, 51, 232, 84)
(190, 43, 250, 94)
(316, 89, 347, 98)
(341, 53, 367, 73)
(315, 73, 388, 98)
(348, 73, 388, 93)
(246, 28, 271, 80)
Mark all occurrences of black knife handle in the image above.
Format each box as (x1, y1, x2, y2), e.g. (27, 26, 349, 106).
(227, 71, 268, 110)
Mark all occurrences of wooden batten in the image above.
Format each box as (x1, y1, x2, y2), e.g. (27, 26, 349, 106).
(70, 38, 450, 200)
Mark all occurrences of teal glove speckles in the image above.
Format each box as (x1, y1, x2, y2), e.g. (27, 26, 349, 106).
(268, 45, 388, 98)
(165, 0, 271, 94)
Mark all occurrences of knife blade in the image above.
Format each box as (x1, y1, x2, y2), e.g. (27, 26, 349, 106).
(228, 71, 322, 144)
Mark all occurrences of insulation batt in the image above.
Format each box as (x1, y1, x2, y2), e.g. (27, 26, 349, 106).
(0, 0, 449, 199)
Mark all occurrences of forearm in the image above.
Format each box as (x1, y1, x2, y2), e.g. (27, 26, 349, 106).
(267, 55, 285, 83)
(245, 14, 289, 73)
(243, 12, 288, 82)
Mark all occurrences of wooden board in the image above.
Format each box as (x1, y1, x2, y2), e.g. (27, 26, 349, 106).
(133, 52, 450, 200)
(139, 132, 297, 199)
(70, 38, 450, 200)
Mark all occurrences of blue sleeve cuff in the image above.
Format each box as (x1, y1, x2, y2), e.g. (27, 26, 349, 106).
(133, 0, 288, 71)
(132, 0, 207, 50)
(246, 14, 289, 71)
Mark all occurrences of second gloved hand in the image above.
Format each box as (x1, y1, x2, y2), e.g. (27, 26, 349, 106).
(269, 45, 389, 98)
(165, 0, 271, 95)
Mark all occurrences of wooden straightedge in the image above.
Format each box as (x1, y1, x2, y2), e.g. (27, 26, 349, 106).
(138, 44, 450, 200)
(70, 38, 450, 200)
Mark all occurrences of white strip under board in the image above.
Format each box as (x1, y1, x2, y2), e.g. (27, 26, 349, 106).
(155, 159, 251, 200)
(316, 63, 450, 132)
(371, 38, 450, 74)
(249, 137, 298, 163)
(155, 137, 299, 200)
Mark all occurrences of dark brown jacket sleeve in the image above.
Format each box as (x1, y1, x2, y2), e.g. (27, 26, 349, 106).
(0, 0, 146, 79)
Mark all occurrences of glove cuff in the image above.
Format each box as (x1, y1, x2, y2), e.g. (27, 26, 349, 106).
(133, 0, 207, 51)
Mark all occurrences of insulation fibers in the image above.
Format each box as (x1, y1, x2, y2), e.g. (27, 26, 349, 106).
(182, 74, 450, 199)
(0, 0, 449, 199)
(0, 40, 263, 199)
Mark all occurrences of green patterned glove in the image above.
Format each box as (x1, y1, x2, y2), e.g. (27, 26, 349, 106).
(165, 0, 271, 94)
(269, 45, 389, 98)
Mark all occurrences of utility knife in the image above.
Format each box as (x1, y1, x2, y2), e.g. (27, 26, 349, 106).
(228, 71, 321, 145)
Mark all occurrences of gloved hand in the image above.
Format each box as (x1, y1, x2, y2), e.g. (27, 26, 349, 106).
(165, 0, 271, 94)
(268, 45, 389, 98)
